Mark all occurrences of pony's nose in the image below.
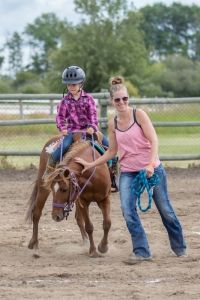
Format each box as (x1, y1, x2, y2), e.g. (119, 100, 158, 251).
(52, 213, 64, 222)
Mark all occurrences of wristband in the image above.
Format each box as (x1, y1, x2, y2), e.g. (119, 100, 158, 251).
(148, 162, 156, 168)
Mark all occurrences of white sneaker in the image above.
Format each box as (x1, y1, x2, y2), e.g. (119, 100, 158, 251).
(177, 253, 187, 258)
(123, 254, 154, 265)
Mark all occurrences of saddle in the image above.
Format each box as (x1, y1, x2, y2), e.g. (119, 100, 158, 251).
(45, 131, 118, 193)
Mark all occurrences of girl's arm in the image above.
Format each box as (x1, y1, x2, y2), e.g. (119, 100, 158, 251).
(75, 118, 118, 172)
(87, 96, 98, 131)
(56, 99, 68, 132)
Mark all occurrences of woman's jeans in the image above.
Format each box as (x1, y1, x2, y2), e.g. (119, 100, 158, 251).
(119, 164, 186, 258)
(52, 132, 118, 163)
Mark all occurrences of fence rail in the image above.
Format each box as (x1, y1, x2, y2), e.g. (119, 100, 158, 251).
(0, 94, 200, 161)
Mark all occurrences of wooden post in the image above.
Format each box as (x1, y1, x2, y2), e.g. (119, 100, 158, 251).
(99, 98, 108, 136)
(50, 100, 54, 115)
(19, 99, 24, 120)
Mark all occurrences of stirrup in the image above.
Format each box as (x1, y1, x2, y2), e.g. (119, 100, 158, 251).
(111, 174, 119, 193)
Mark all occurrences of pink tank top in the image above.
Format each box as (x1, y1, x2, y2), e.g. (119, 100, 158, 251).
(114, 109, 160, 172)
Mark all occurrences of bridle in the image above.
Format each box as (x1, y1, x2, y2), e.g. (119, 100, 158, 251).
(52, 132, 96, 219)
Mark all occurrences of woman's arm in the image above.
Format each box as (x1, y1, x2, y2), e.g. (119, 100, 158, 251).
(75, 118, 118, 172)
(136, 109, 158, 176)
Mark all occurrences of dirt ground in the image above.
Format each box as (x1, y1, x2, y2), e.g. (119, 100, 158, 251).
(0, 166, 200, 300)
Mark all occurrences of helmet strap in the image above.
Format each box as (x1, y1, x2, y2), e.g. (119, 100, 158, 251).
(78, 82, 84, 93)
(63, 87, 68, 98)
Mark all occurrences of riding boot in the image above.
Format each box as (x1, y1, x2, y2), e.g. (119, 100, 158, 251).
(42, 154, 58, 180)
(111, 159, 119, 193)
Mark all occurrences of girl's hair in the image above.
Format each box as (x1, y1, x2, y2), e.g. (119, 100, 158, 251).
(109, 76, 127, 98)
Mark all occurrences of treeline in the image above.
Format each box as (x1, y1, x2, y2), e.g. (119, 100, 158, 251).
(1, 0, 200, 98)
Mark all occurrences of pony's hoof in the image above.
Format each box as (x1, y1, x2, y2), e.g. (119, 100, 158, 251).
(28, 240, 39, 250)
(90, 251, 101, 258)
(98, 244, 108, 254)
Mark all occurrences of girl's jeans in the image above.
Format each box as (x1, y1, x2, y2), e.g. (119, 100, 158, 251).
(119, 164, 186, 258)
(52, 132, 118, 163)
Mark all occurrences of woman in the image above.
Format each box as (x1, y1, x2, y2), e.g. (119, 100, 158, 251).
(75, 76, 187, 264)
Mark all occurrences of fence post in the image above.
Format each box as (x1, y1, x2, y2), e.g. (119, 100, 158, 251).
(50, 100, 54, 115)
(99, 98, 108, 136)
(19, 99, 24, 120)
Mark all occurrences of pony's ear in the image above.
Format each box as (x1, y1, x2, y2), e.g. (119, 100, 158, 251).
(47, 166, 55, 172)
(63, 169, 70, 178)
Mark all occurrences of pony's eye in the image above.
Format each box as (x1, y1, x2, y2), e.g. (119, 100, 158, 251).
(60, 188, 68, 193)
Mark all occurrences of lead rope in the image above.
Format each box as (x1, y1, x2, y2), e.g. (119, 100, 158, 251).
(60, 136, 64, 162)
(131, 169, 160, 212)
(76, 133, 96, 209)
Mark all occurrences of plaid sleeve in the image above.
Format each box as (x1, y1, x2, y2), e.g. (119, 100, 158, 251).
(87, 95, 99, 131)
(56, 99, 68, 132)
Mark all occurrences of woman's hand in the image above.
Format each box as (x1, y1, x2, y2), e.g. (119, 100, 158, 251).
(62, 129, 68, 136)
(75, 157, 93, 173)
(145, 165, 154, 178)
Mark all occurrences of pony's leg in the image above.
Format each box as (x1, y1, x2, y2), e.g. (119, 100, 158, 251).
(75, 203, 89, 245)
(28, 183, 50, 249)
(96, 196, 111, 254)
(80, 200, 100, 258)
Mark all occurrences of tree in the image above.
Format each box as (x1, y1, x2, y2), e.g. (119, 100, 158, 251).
(0, 56, 4, 72)
(149, 55, 200, 97)
(5, 32, 23, 76)
(74, 0, 129, 21)
(24, 13, 63, 75)
(139, 3, 200, 59)
(46, 1, 148, 92)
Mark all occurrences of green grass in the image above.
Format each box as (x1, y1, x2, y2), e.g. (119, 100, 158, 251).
(0, 132, 199, 169)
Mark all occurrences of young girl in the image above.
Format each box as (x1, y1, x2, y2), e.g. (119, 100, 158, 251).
(43, 66, 118, 191)
(75, 76, 187, 263)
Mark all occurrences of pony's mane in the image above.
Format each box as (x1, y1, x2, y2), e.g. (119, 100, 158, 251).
(60, 140, 90, 166)
(43, 141, 90, 191)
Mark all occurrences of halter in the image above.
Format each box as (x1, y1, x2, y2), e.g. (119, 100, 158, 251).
(52, 132, 96, 219)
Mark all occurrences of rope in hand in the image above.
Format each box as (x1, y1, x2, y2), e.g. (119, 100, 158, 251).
(131, 169, 160, 212)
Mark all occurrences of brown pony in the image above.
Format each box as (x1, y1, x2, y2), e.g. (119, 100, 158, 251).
(25, 134, 111, 258)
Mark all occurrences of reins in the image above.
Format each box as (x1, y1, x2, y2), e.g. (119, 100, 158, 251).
(131, 169, 160, 212)
(52, 132, 96, 219)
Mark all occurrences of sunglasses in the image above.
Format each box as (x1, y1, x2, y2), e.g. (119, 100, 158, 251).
(113, 96, 129, 103)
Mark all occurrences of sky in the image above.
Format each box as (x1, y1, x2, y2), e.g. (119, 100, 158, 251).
(1, 0, 200, 72)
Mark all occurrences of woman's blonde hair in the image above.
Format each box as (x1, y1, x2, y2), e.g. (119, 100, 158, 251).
(109, 76, 127, 98)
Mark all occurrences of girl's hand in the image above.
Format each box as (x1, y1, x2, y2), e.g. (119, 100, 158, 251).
(145, 165, 154, 178)
(75, 157, 93, 173)
(62, 129, 68, 136)
(86, 127, 95, 135)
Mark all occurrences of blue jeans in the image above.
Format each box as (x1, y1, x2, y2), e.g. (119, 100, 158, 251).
(52, 132, 117, 163)
(119, 164, 186, 258)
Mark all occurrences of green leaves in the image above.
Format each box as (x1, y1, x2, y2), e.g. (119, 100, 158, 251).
(140, 2, 200, 59)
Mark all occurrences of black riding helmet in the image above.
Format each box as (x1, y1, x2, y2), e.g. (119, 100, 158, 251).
(62, 66, 86, 84)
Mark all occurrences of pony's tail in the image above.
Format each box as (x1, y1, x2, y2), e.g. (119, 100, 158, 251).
(25, 180, 38, 224)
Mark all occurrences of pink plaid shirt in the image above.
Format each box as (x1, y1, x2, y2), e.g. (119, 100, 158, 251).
(56, 90, 98, 132)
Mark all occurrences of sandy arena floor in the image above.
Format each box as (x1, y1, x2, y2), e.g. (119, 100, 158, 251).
(0, 166, 200, 299)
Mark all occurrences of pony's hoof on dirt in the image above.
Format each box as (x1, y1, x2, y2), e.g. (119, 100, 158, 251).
(98, 244, 108, 254)
(90, 251, 101, 258)
(28, 241, 39, 250)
